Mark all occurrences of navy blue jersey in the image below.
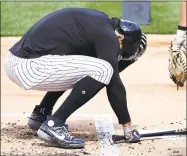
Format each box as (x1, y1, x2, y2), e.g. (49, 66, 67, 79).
(10, 8, 120, 59)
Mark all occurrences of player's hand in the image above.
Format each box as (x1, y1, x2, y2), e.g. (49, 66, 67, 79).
(123, 125, 140, 143)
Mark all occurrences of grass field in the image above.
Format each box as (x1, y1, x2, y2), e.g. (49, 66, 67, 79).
(1, 1, 181, 36)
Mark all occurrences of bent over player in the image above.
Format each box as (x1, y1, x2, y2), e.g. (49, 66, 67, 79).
(5, 8, 147, 148)
(168, 0, 187, 89)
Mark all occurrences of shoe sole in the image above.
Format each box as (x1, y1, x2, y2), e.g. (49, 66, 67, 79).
(37, 129, 85, 149)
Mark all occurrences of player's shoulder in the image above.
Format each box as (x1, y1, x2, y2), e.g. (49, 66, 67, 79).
(97, 24, 119, 42)
(59, 7, 109, 17)
(93, 16, 119, 39)
(92, 24, 120, 52)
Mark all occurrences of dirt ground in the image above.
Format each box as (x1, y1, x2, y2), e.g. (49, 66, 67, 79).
(1, 36, 186, 156)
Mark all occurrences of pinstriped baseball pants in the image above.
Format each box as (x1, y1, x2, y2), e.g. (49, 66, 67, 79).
(5, 52, 113, 91)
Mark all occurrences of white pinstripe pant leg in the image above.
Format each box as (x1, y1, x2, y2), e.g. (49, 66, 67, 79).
(4, 52, 26, 89)
(5, 53, 113, 91)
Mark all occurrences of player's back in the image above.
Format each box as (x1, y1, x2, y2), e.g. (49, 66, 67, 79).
(10, 8, 111, 58)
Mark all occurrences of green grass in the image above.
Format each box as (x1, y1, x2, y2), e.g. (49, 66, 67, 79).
(1, 2, 181, 36)
(141, 2, 181, 34)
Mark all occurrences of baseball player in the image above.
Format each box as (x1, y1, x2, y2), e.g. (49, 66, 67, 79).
(5, 8, 147, 149)
(168, 0, 187, 89)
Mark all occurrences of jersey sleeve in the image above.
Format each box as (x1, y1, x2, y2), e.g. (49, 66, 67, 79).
(94, 25, 131, 123)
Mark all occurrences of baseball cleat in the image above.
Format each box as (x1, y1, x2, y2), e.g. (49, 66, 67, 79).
(28, 105, 68, 131)
(37, 117, 85, 149)
(123, 126, 141, 143)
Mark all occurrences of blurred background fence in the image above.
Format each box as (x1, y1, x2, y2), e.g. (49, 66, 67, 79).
(1, 1, 181, 36)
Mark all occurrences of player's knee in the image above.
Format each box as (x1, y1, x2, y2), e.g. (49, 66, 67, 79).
(103, 61, 114, 77)
(90, 59, 113, 85)
(100, 60, 114, 84)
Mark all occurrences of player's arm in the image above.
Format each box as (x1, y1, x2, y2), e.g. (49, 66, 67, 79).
(94, 27, 131, 125)
(175, 0, 187, 42)
(118, 60, 136, 73)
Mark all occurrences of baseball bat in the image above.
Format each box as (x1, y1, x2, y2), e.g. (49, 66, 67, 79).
(112, 128, 187, 144)
(140, 128, 187, 138)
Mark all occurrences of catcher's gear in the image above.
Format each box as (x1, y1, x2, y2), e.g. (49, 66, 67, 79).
(168, 37, 187, 89)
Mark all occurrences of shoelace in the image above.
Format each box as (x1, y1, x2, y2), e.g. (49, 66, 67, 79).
(54, 126, 74, 140)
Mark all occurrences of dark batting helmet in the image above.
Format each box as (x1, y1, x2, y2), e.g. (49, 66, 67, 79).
(117, 19, 142, 60)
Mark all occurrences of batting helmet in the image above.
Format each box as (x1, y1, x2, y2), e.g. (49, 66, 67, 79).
(117, 19, 142, 60)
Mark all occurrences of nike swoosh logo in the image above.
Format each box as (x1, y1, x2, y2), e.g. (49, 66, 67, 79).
(133, 132, 140, 139)
(48, 129, 65, 140)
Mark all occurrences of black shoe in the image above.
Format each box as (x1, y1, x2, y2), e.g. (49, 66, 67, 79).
(37, 117, 85, 149)
(28, 105, 69, 131)
(123, 126, 140, 143)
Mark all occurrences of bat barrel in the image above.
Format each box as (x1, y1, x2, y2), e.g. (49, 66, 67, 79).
(112, 128, 187, 144)
(140, 129, 187, 138)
